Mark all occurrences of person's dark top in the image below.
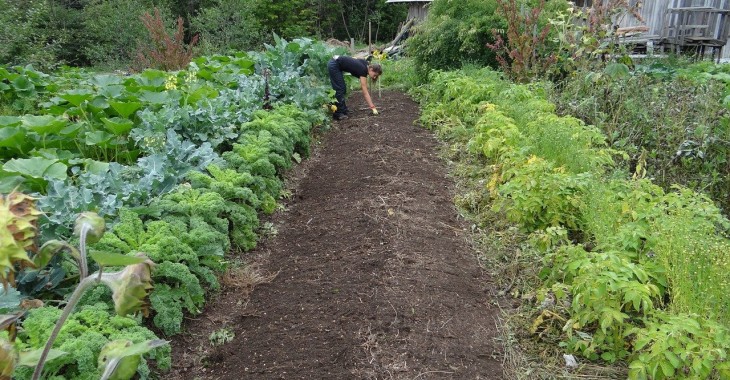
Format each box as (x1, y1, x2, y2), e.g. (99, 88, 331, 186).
(336, 56, 369, 78)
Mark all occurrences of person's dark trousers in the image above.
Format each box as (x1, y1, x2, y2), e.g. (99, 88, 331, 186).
(327, 58, 348, 117)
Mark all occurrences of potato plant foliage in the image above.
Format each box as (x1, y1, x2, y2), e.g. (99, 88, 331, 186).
(415, 67, 730, 379)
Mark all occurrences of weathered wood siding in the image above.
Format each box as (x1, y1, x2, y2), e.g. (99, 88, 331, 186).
(611, 0, 730, 58)
(386, 0, 432, 22)
(407, 3, 430, 21)
(615, 0, 671, 32)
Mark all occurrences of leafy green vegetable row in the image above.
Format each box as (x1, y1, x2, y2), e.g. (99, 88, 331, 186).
(3, 36, 340, 379)
(12, 104, 318, 379)
(92, 105, 315, 336)
(416, 68, 730, 379)
(0, 36, 333, 240)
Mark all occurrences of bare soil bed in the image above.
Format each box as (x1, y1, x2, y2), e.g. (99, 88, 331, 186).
(167, 90, 504, 379)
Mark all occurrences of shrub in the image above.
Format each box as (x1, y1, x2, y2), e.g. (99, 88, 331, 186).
(406, 0, 506, 79)
(43, 2, 88, 67)
(547, 1, 643, 76)
(82, 0, 161, 69)
(487, 0, 556, 82)
(379, 58, 419, 91)
(251, 0, 316, 40)
(550, 66, 730, 212)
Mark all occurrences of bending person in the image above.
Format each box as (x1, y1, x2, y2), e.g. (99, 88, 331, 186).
(327, 55, 382, 120)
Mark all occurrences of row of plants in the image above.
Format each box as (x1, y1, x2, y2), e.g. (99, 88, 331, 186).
(0, 36, 340, 379)
(406, 0, 730, 211)
(425, 0, 730, 215)
(0, 36, 332, 239)
(413, 67, 730, 379)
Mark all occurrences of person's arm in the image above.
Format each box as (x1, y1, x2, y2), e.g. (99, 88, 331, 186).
(360, 76, 377, 113)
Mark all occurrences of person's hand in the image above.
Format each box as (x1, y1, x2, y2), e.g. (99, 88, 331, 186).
(371, 107, 379, 116)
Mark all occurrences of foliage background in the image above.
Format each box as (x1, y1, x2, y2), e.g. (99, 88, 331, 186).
(0, 0, 407, 70)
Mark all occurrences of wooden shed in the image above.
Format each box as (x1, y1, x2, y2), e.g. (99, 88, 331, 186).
(385, 0, 432, 22)
(575, 0, 730, 60)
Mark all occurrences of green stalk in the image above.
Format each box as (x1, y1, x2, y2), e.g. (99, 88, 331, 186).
(78, 223, 90, 279)
(32, 220, 96, 379)
(31, 275, 99, 380)
(73, 139, 83, 156)
(100, 357, 122, 380)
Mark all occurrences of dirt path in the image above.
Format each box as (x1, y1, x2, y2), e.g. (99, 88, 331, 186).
(168, 91, 504, 379)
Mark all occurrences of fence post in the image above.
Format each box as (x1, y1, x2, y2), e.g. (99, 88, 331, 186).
(369, 21, 372, 53)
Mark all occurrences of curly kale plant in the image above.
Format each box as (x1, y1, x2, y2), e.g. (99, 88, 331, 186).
(239, 105, 313, 164)
(187, 167, 260, 250)
(153, 185, 229, 230)
(153, 186, 231, 268)
(29, 213, 164, 380)
(91, 209, 221, 335)
(148, 263, 205, 336)
(16, 303, 170, 380)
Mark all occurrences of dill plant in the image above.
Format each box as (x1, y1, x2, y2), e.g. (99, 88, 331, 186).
(651, 196, 730, 324)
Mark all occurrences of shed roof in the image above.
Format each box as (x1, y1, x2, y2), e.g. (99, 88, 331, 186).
(385, 0, 432, 3)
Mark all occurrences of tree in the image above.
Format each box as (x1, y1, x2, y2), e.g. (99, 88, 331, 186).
(83, 0, 163, 68)
(190, 0, 264, 55)
(0, 0, 64, 70)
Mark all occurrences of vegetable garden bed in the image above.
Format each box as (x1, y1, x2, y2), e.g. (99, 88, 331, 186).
(0, 36, 342, 379)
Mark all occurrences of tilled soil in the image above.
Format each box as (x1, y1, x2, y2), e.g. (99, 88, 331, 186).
(167, 90, 504, 379)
